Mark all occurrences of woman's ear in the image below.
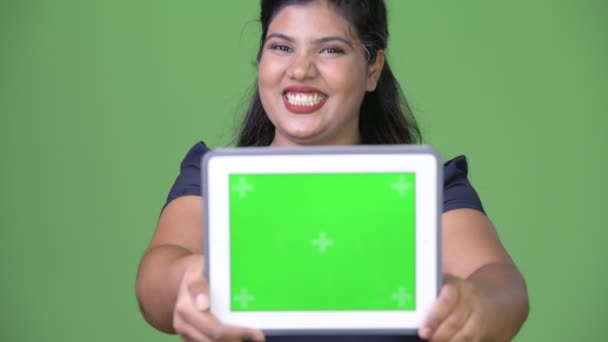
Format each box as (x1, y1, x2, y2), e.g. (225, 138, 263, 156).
(366, 50, 385, 92)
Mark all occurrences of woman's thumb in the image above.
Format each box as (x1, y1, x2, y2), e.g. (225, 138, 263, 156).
(188, 279, 210, 312)
(194, 292, 209, 311)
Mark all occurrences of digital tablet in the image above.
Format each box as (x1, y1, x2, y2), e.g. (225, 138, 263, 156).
(202, 145, 442, 335)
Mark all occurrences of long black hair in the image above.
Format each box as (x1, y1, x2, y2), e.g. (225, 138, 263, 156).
(236, 0, 421, 146)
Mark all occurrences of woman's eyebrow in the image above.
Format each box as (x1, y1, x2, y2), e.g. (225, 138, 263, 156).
(265, 33, 294, 42)
(265, 33, 354, 48)
(314, 36, 354, 48)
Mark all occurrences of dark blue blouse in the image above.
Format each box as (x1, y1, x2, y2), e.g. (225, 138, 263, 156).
(164, 141, 485, 342)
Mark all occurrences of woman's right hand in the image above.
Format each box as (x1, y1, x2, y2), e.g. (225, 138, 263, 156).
(173, 255, 266, 342)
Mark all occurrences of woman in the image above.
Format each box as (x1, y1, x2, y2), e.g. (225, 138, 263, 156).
(135, 0, 529, 341)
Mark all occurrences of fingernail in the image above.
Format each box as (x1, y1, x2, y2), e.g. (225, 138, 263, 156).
(195, 293, 209, 311)
(419, 327, 431, 339)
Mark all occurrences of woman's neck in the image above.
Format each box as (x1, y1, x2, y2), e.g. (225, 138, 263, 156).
(270, 129, 361, 147)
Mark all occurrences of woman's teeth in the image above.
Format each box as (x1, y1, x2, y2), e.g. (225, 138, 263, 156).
(285, 92, 326, 106)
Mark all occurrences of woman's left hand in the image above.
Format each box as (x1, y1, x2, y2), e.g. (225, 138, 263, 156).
(418, 274, 488, 342)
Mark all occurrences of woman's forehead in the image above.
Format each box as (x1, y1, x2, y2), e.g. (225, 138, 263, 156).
(267, 2, 356, 41)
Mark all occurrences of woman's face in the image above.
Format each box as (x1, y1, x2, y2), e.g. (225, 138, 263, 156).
(258, 1, 384, 146)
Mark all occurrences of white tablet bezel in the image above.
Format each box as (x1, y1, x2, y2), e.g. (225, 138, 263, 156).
(203, 145, 442, 335)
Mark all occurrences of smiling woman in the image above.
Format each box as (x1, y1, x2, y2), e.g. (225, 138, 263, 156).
(238, 0, 421, 147)
(256, 2, 383, 146)
(135, 1, 529, 341)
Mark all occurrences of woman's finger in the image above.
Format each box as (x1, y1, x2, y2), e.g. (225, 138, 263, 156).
(177, 321, 214, 342)
(419, 281, 460, 340)
(179, 305, 265, 342)
(218, 323, 266, 342)
(202, 313, 265, 342)
(175, 309, 214, 342)
(449, 309, 481, 342)
(428, 299, 471, 342)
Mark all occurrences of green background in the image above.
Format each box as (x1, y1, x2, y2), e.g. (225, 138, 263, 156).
(0, 0, 606, 340)
(229, 173, 416, 311)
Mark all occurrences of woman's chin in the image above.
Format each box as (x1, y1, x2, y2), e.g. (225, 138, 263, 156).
(275, 127, 327, 146)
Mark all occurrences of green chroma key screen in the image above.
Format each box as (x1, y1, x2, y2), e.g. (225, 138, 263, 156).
(229, 172, 416, 311)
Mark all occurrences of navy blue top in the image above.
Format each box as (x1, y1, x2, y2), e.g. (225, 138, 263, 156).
(164, 141, 485, 342)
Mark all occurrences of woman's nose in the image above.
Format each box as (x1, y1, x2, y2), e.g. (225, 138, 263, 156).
(287, 52, 318, 80)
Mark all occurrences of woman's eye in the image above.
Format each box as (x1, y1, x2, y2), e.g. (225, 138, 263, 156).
(320, 47, 344, 54)
(269, 44, 292, 52)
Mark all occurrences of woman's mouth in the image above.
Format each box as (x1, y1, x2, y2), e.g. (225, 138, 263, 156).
(282, 90, 328, 114)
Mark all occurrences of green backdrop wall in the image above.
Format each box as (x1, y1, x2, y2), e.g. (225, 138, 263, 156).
(1, 0, 606, 340)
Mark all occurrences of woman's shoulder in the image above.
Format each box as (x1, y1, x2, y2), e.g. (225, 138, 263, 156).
(443, 155, 468, 185)
(163, 141, 210, 209)
(180, 141, 212, 167)
(442, 155, 485, 214)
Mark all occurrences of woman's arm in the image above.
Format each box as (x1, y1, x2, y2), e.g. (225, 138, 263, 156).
(135, 196, 265, 341)
(135, 195, 204, 333)
(419, 208, 530, 341)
